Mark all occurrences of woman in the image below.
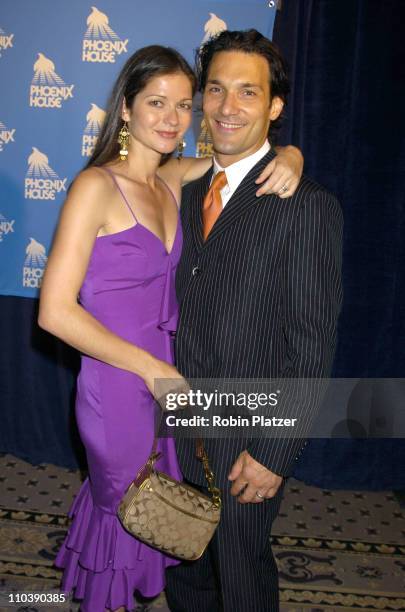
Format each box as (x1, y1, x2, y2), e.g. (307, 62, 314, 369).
(39, 45, 302, 612)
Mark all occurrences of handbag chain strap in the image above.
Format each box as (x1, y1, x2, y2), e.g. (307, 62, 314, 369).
(146, 409, 222, 510)
(196, 438, 222, 509)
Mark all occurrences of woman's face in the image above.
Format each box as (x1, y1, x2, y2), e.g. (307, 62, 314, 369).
(123, 72, 193, 156)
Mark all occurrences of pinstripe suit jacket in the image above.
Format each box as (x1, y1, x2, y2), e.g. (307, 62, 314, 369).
(174, 148, 343, 485)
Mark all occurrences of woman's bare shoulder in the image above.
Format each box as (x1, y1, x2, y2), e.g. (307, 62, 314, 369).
(70, 166, 112, 194)
(69, 166, 118, 209)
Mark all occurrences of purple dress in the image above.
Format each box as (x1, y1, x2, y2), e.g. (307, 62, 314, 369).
(55, 169, 183, 612)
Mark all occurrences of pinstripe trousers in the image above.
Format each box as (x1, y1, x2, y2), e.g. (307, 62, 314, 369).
(165, 479, 284, 611)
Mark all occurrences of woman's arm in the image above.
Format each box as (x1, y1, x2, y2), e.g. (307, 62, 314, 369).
(158, 145, 304, 197)
(38, 169, 183, 397)
(158, 156, 212, 191)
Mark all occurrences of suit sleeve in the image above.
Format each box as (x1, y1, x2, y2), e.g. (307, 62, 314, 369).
(247, 189, 344, 476)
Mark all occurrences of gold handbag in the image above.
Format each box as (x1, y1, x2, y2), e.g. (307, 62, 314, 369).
(118, 431, 221, 561)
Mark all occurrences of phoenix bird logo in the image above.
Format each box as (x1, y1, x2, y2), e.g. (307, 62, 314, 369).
(27, 147, 58, 178)
(84, 6, 120, 40)
(84, 103, 106, 134)
(32, 53, 65, 86)
(195, 118, 214, 158)
(25, 238, 47, 268)
(198, 119, 213, 144)
(201, 13, 227, 44)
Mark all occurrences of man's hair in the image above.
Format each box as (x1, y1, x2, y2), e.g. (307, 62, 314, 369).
(196, 29, 290, 136)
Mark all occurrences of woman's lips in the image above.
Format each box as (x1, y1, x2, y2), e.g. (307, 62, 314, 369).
(156, 131, 178, 139)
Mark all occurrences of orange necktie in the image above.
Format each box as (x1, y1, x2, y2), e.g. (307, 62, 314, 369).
(202, 171, 228, 240)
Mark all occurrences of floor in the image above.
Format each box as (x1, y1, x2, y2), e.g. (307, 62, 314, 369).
(0, 453, 404, 611)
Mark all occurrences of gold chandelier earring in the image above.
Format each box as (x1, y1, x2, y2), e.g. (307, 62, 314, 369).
(177, 139, 186, 160)
(118, 122, 130, 160)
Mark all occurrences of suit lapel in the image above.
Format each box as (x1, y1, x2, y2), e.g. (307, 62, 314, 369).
(190, 165, 212, 251)
(205, 148, 278, 245)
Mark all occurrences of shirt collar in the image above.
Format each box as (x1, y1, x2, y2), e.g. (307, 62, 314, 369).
(213, 140, 271, 193)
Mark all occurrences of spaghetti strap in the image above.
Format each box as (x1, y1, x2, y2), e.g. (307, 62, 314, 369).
(103, 167, 138, 223)
(156, 175, 179, 209)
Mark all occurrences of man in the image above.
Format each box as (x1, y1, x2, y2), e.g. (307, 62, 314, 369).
(165, 29, 343, 611)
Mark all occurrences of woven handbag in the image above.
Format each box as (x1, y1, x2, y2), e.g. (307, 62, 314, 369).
(118, 429, 221, 561)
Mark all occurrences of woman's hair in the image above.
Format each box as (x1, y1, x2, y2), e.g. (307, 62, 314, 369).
(84, 45, 196, 169)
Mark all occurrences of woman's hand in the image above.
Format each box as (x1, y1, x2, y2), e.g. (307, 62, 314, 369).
(255, 145, 304, 198)
(143, 357, 190, 411)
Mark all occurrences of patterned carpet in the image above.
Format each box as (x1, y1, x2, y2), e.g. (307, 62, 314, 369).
(0, 453, 404, 611)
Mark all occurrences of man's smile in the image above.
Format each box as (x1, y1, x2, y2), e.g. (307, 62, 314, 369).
(214, 119, 246, 131)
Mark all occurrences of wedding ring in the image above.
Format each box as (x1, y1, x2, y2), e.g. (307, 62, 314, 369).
(280, 184, 288, 193)
(255, 491, 264, 499)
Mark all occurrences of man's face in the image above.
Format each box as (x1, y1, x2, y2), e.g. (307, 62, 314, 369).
(203, 50, 283, 166)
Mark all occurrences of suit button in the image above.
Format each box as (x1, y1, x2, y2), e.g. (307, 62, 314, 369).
(192, 266, 200, 277)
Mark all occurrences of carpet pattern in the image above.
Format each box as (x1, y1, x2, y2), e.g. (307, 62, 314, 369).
(0, 454, 404, 611)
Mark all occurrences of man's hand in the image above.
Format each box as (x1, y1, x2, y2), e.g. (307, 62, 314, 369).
(228, 450, 283, 504)
(255, 145, 304, 198)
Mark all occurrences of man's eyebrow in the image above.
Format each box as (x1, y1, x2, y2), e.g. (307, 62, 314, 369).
(206, 79, 263, 89)
(239, 82, 263, 89)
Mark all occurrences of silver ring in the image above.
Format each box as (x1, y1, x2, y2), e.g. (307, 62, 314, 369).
(256, 491, 264, 499)
(280, 184, 288, 193)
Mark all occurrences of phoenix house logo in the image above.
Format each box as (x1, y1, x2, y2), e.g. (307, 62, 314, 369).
(23, 238, 47, 289)
(83, 7, 128, 63)
(196, 119, 213, 159)
(0, 121, 15, 152)
(0, 213, 15, 242)
(196, 14, 227, 157)
(201, 13, 227, 44)
(82, 103, 106, 157)
(0, 26, 14, 58)
(25, 148, 67, 200)
(29, 53, 74, 108)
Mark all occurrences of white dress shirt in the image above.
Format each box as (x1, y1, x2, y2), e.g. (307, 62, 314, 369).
(212, 140, 271, 208)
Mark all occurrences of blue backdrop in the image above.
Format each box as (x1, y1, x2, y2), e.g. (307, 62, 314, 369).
(0, 0, 275, 298)
(2, 1, 403, 490)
